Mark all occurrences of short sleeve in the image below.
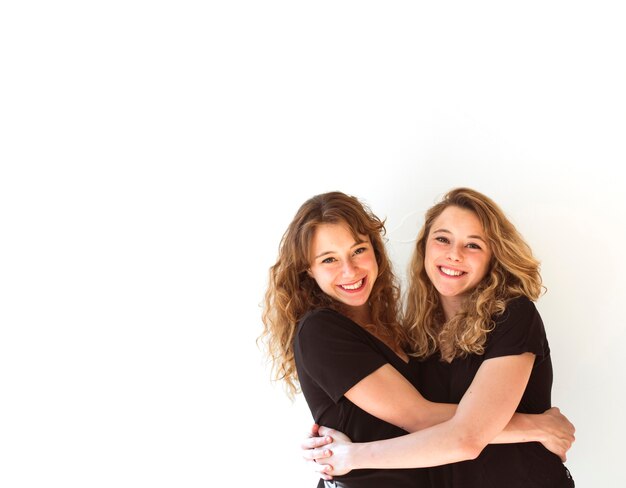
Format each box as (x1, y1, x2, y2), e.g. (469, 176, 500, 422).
(484, 297, 549, 360)
(295, 309, 388, 403)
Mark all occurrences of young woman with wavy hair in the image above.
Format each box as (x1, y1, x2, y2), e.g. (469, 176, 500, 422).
(260, 191, 408, 400)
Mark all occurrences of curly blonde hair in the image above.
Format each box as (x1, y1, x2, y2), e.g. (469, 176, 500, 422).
(259, 191, 408, 399)
(405, 188, 544, 362)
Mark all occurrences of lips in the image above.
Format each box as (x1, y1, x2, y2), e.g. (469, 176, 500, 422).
(339, 278, 365, 291)
(439, 266, 465, 277)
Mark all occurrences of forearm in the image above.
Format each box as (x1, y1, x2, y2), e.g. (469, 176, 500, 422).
(410, 407, 539, 445)
(346, 418, 481, 469)
(490, 413, 543, 445)
(404, 401, 457, 432)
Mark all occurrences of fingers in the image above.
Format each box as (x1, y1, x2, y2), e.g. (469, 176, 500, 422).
(562, 427, 575, 443)
(553, 446, 567, 462)
(306, 459, 333, 473)
(302, 447, 333, 462)
(544, 433, 575, 461)
(548, 406, 576, 433)
(557, 436, 575, 461)
(546, 407, 565, 421)
(301, 435, 333, 450)
(305, 460, 334, 481)
(308, 423, 320, 437)
(302, 425, 343, 480)
(318, 425, 337, 437)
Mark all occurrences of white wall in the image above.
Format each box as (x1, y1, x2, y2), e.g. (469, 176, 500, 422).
(2, 1, 624, 486)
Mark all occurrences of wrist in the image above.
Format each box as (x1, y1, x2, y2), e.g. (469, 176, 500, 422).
(524, 413, 547, 443)
(348, 442, 367, 470)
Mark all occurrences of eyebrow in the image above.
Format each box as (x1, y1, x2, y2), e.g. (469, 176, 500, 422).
(432, 228, 487, 242)
(314, 239, 368, 259)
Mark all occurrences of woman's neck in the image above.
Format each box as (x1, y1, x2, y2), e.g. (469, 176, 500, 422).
(344, 304, 373, 328)
(440, 295, 466, 322)
(339, 304, 407, 359)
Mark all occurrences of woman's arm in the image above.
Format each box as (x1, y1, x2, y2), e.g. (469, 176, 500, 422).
(342, 363, 456, 432)
(303, 356, 574, 465)
(310, 359, 575, 441)
(314, 353, 541, 475)
(489, 406, 574, 454)
(305, 406, 574, 479)
(337, 360, 558, 441)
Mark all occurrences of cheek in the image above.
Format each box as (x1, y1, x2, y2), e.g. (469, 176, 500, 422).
(370, 257, 379, 274)
(424, 264, 437, 283)
(358, 254, 378, 272)
(422, 252, 435, 274)
(309, 268, 328, 287)
(316, 269, 332, 283)
(475, 260, 490, 281)
(424, 246, 435, 263)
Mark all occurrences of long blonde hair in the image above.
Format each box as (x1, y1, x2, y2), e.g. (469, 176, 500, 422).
(259, 192, 408, 399)
(405, 188, 543, 362)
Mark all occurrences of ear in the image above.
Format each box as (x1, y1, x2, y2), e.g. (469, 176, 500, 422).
(306, 268, 313, 278)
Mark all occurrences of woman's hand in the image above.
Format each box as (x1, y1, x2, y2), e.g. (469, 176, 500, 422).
(300, 424, 355, 477)
(300, 424, 335, 480)
(309, 426, 355, 477)
(535, 407, 576, 461)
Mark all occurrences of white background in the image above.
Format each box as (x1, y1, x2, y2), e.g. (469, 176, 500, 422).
(1, 1, 624, 486)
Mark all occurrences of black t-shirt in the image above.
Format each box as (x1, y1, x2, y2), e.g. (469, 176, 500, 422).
(294, 308, 427, 488)
(416, 296, 574, 488)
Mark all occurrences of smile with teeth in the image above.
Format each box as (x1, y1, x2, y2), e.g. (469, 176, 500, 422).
(340, 278, 365, 290)
(439, 266, 465, 277)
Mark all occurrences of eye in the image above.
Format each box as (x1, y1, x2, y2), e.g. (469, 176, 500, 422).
(435, 236, 450, 244)
(321, 257, 337, 264)
(466, 242, 482, 250)
(353, 246, 368, 255)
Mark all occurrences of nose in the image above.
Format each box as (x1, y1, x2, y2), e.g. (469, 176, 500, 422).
(447, 245, 462, 262)
(341, 259, 357, 276)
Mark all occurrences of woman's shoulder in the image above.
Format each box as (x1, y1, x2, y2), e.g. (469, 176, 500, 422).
(299, 307, 353, 332)
(506, 295, 536, 312)
(500, 295, 537, 316)
(493, 295, 543, 332)
(485, 295, 548, 357)
(301, 307, 342, 323)
(295, 308, 379, 358)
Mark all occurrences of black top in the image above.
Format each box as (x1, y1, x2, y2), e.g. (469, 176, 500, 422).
(294, 308, 427, 488)
(416, 296, 574, 488)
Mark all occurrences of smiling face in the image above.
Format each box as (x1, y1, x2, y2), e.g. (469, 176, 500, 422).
(424, 205, 492, 317)
(307, 222, 379, 317)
